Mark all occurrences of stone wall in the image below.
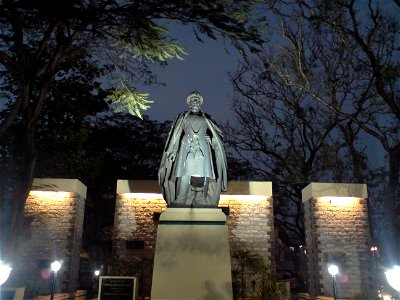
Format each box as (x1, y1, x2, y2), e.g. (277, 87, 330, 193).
(112, 180, 274, 297)
(302, 183, 371, 299)
(219, 194, 274, 268)
(10, 178, 86, 297)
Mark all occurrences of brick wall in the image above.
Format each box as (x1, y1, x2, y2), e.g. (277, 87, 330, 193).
(112, 180, 274, 297)
(10, 179, 86, 298)
(302, 183, 371, 299)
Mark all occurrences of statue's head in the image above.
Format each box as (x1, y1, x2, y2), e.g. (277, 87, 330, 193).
(186, 91, 203, 113)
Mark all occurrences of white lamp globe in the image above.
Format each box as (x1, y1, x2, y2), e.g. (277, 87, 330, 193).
(94, 270, 100, 276)
(51, 260, 62, 273)
(328, 264, 339, 277)
(0, 261, 12, 285)
(385, 265, 400, 292)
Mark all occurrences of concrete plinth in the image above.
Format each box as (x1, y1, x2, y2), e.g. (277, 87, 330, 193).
(151, 208, 232, 300)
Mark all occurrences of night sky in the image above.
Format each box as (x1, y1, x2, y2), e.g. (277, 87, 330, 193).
(141, 1, 399, 126)
(139, 24, 241, 124)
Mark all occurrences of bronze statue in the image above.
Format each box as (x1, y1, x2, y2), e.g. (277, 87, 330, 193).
(158, 91, 228, 207)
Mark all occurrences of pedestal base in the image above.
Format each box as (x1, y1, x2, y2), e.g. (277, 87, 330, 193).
(151, 208, 232, 300)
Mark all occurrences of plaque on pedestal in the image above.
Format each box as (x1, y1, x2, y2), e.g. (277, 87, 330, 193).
(98, 276, 137, 300)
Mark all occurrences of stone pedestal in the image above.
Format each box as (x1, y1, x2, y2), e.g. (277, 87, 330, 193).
(302, 183, 371, 299)
(151, 208, 232, 300)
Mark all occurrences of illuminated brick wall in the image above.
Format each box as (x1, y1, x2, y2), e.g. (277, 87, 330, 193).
(302, 183, 371, 299)
(10, 178, 86, 297)
(112, 180, 274, 296)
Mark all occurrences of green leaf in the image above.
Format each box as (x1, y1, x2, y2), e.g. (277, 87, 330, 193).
(114, 24, 187, 63)
(106, 86, 153, 119)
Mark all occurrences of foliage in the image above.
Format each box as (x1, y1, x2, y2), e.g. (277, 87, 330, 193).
(107, 86, 153, 120)
(232, 249, 286, 300)
(114, 25, 187, 62)
(34, 112, 171, 250)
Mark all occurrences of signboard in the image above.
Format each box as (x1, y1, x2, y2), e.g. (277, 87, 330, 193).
(98, 276, 137, 300)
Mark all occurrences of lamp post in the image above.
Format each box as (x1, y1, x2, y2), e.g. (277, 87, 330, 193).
(328, 264, 339, 300)
(386, 265, 400, 298)
(0, 261, 12, 286)
(94, 269, 100, 297)
(50, 260, 62, 300)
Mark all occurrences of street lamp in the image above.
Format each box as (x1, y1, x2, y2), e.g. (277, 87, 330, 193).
(328, 264, 339, 300)
(0, 261, 12, 286)
(50, 260, 62, 300)
(94, 269, 100, 296)
(386, 265, 400, 292)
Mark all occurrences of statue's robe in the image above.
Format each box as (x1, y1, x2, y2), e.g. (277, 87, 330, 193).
(158, 111, 228, 206)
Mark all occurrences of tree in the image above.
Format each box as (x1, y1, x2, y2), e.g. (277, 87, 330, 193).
(34, 112, 170, 296)
(226, 54, 370, 244)
(266, 0, 400, 262)
(0, 0, 263, 259)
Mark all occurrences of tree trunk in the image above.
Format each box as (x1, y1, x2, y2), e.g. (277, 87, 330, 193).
(1, 124, 37, 263)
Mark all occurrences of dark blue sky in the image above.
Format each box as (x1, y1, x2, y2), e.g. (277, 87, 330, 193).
(140, 24, 240, 124)
(141, 0, 399, 125)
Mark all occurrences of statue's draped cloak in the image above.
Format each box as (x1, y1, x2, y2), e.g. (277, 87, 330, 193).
(158, 112, 228, 205)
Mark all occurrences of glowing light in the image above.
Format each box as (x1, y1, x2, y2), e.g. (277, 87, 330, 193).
(220, 195, 269, 202)
(121, 193, 163, 199)
(385, 265, 400, 292)
(320, 196, 359, 206)
(371, 246, 378, 252)
(94, 270, 100, 276)
(0, 261, 12, 285)
(120, 193, 270, 202)
(381, 294, 393, 300)
(29, 191, 71, 201)
(328, 264, 339, 276)
(51, 260, 62, 273)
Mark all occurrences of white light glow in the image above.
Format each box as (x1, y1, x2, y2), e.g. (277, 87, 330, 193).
(220, 195, 268, 201)
(386, 265, 400, 292)
(121, 193, 163, 199)
(30, 191, 71, 201)
(94, 270, 100, 276)
(120, 193, 269, 202)
(0, 261, 12, 285)
(328, 264, 339, 276)
(320, 196, 359, 206)
(380, 294, 393, 300)
(51, 260, 62, 273)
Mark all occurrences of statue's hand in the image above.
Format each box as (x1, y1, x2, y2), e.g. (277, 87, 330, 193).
(205, 135, 211, 143)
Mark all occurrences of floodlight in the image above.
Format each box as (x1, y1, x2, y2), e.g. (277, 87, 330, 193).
(385, 265, 400, 292)
(0, 261, 12, 285)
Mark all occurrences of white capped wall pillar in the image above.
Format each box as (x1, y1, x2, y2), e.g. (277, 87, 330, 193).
(302, 182, 371, 298)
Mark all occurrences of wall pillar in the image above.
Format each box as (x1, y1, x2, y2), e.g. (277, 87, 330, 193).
(10, 178, 86, 297)
(302, 182, 371, 298)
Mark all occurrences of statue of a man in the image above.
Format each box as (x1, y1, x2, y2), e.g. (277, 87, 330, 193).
(158, 91, 228, 207)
